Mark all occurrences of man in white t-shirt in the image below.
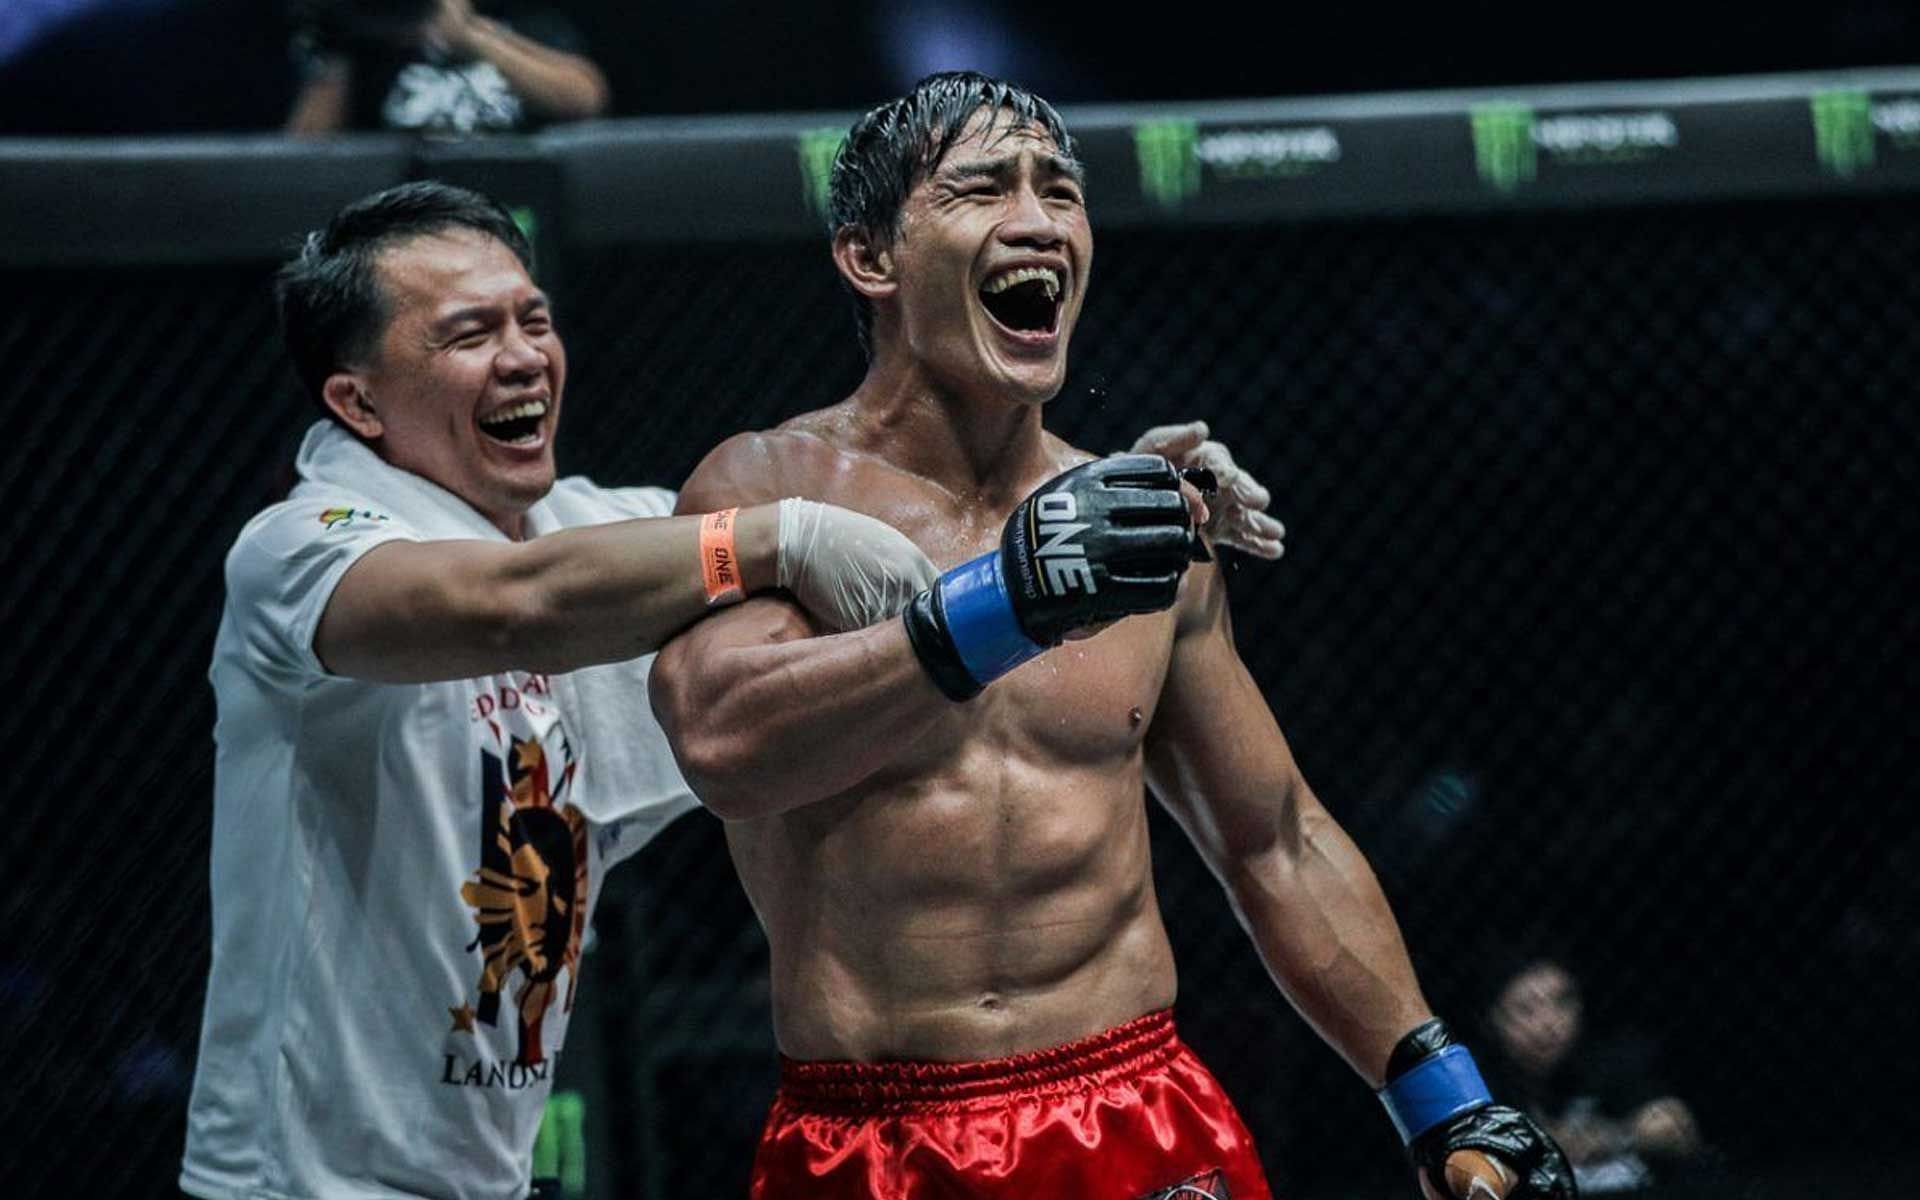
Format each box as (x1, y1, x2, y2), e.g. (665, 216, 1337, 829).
(178, 180, 949, 1200)
(180, 180, 1287, 1200)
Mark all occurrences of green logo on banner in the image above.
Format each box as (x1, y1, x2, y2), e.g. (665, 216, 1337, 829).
(1811, 90, 1875, 176)
(797, 128, 847, 219)
(533, 1090, 586, 1196)
(1136, 119, 1201, 210)
(509, 205, 537, 244)
(1471, 103, 1537, 192)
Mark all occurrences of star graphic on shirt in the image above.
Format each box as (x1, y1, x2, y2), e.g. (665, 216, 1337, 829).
(449, 1003, 477, 1033)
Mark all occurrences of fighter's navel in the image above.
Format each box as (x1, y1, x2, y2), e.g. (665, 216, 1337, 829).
(1129, 706, 1144, 728)
(976, 993, 1005, 1013)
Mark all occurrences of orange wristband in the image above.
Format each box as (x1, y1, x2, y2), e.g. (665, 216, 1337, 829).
(700, 508, 744, 606)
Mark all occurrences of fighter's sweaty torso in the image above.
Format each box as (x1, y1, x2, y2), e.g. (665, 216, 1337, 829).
(704, 407, 1194, 1062)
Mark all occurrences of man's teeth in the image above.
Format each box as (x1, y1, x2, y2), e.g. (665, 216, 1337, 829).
(478, 399, 548, 429)
(982, 267, 1060, 300)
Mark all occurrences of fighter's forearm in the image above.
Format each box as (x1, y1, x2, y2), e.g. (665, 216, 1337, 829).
(1231, 795, 1580, 1196)
(1223, 804, 1432, 1087)
(651, 618, 946, 820)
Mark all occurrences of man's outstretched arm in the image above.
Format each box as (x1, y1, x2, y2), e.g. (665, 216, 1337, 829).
(316, 507, 774, 682)
(316, 495, 931, 683)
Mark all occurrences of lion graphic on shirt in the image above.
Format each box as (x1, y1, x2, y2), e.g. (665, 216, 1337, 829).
(460, 732, 586, 1066)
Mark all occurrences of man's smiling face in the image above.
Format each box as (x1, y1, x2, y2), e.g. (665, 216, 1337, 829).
(347, 227, 565, 536)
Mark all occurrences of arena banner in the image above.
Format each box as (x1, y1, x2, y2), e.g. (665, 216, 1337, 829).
(1091, 71, 1920, 226)
(0, 135, 413, 266)
(542, 115, 827, 246)
(6, 68, 1920, 265)
(413, 138, 567, 289)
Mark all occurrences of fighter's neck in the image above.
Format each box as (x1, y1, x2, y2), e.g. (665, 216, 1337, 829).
(844, 372, 1053, 501)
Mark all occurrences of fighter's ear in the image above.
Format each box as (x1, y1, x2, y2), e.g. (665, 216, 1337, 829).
(322, 371, 382, 440)
(833, 225, 897, 302)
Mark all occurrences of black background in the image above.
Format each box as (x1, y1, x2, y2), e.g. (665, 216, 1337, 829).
(3, 1, 1920, 132)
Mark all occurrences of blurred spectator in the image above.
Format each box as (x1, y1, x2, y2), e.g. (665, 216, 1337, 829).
(1480, 955, 1711, 1193)
(285, 0, 607, 136)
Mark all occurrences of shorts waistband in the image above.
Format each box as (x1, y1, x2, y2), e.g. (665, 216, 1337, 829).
(776, 1008, 1181, 1111)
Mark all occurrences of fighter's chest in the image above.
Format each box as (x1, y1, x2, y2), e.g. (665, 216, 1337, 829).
(909, 511, 1178, 756)
(820, 471, 1178, 755)
(979, 618, 1175, 760)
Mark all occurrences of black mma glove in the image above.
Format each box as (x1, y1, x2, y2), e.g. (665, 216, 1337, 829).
(902, 453, 1205, 700)
(1380, 1018, 1577, 1200)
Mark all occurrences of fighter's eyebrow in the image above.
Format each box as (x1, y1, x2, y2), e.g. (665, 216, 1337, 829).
(937, 157, 1012, 183)
(1040, 153, 1088, 186)
(937, 153, 1086, 186)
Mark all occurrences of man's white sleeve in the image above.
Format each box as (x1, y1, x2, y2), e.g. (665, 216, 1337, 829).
(221, 496, 418, 677)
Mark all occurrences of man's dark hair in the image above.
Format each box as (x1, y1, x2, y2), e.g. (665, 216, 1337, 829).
(276, 179, 534, 417)
(827, 71, 1076, 358)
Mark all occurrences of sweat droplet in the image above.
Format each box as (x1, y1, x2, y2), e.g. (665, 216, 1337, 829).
(1129, 706, 1144, 727)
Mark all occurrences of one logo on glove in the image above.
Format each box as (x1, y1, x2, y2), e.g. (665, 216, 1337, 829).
(1033, 492, 1096, 596)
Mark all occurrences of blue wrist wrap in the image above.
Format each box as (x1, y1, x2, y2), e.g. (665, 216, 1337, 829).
(938, 551, 1044, 686)
(1378, 1045, 1492, 1144)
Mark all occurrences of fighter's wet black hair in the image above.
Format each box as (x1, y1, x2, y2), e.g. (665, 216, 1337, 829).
(275, 179, 534, 420)
(826, 71, 1077, 358)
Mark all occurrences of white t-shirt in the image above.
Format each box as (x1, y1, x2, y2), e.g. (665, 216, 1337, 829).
(181, 441, 696, 1200)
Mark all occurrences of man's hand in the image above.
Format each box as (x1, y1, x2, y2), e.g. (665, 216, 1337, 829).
(423, 0, 476, 52)
(1380, 1020, 1576, 1200)
(1416, 1107, 1576, 1200)
(902, 454, 1199, 700)
(775, 499, 938, 632)
(1129, 420, 1285, 560)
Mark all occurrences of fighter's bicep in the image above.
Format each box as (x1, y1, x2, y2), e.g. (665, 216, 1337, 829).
(1145, 587, 1310, 866)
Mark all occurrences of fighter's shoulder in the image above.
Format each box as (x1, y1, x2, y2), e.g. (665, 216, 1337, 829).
(1042, 432, 1101, 474)
(679, 418, 854, 513)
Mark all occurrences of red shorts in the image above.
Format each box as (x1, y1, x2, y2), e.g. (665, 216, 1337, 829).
(750, 1009, 1275, 1200)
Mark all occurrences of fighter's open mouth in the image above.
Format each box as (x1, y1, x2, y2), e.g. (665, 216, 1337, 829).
(979, 267, 1061, 334)
(478, 399, 547, 444)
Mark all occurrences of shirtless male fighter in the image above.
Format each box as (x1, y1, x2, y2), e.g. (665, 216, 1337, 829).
(650, 72, 1575, 1200)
